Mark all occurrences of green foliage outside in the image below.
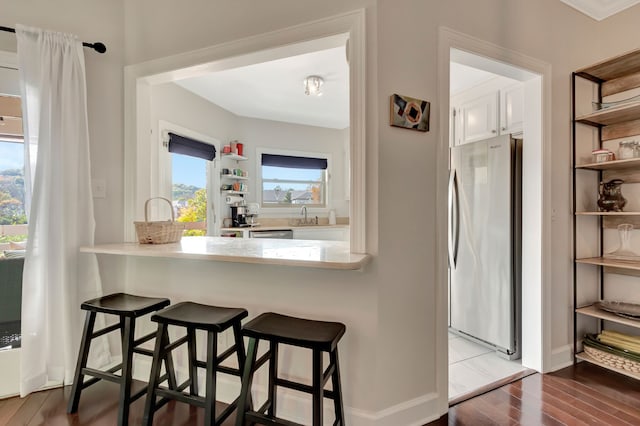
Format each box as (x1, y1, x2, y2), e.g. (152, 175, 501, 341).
(0, 168, 27, 225)
(0, 234, 28, 244)
(176, 187, 206, 236)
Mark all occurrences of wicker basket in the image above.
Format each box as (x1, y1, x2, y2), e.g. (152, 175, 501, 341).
(134, 197, 185, 244)
(584, 345, 640, 373)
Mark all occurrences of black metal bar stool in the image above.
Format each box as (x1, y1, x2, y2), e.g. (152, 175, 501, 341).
(67, 292, 174, 426)
(235, 312, 346, 426)
(142, 301, 249, 426)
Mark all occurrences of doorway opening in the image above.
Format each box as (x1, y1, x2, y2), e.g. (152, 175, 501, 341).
(445, 44, 545, 403)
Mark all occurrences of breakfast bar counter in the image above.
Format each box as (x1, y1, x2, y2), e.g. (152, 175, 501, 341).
(81, 236, 370, 270)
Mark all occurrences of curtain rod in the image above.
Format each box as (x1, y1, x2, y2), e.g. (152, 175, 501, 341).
(0, 25, 106, 54)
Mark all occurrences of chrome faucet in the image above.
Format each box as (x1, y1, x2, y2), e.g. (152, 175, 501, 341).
(300, 205, 308, 223)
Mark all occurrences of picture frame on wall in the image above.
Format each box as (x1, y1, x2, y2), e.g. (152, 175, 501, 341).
(390, 93, 430, 132)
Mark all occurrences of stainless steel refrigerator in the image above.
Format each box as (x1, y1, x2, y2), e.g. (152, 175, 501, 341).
(448, 134, 522, 358)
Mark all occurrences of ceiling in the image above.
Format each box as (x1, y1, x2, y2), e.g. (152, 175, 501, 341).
(450, 63, 497, 95)
(559, 0, 640, 20)
(175, 45, 349, 130)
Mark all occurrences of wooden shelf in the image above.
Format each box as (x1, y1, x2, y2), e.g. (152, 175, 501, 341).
(576, 211, 640, 216)
(576, 48, 640, 82)
(576, 257, 640, 270)
(222, 153, 248, 161)
(576, 101, 640, 127)
(576, 304, 640, 329)
(576, 157, 640, 171)
(220, 174, 248, 180)
(576, 351, 640, 380)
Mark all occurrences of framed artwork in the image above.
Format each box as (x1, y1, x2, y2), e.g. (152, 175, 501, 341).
(390, 93, 430, 132)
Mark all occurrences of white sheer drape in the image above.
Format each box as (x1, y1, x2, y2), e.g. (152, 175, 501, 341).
(17, 24, 109, 397)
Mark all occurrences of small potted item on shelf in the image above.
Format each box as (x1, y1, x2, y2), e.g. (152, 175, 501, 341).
(592, 149, 614, 163)
(598, 179, 626, 212)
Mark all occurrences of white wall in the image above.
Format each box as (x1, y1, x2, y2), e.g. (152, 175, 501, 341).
(7, 0, 640, 423)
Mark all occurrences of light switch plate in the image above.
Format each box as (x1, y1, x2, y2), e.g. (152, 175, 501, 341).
(92, 178, 106, 198)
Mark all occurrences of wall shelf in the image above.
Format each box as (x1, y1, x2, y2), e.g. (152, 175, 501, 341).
(220, 174, 248, 180)
(573, 48, 640, 377)
(576, 351, 640, 380)
(576, 101, 640, 127)
(576, 158, 640, 171)
(576, 304, 640, 330)
(222, 153, 248, 161)
(222, 190, 248, 195)
(575, 257, 640, 271)
(575, 212, 640, 216)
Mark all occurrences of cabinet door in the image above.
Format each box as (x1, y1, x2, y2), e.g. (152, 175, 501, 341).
(460, 92, 498, 145)
(500, 83, 524, 135)
(293, 228, 347, 241)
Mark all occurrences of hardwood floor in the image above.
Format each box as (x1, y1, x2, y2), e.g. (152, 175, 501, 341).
(2, 362, 640, 425)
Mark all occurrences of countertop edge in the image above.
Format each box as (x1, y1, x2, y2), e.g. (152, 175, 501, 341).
(81, 238, 370, 270)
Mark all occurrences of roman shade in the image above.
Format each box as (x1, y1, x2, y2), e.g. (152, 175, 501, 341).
(261, 153, 327, 170)
(168, 132, 216, 161)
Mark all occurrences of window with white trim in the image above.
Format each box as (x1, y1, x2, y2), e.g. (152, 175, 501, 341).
(161, 127, 218, 236)
(258, 149, 329, 208)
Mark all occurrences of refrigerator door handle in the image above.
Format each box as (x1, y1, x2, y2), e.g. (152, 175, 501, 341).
(448, 169, 460, 268)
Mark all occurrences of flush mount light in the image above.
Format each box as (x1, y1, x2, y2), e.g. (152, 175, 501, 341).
(304, 75, 324, 96)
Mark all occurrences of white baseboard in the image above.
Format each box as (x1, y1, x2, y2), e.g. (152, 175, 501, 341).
(548, 343, 574, 372)
(349, 393, 441, 426)
(131, 358, 442, 426)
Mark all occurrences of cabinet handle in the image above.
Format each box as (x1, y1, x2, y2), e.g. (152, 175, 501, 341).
(491, 129, 497, 134)
(501, 127, 506, 131)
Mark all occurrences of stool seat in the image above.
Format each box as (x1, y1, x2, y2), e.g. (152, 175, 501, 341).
(151, 301, 248, 331)
(236, 312, 346, 426)
(143, 301, 248, 426)
(242, 312, 345, 352)
(81, 293, 169, 317)
(68, 293, 174, 426)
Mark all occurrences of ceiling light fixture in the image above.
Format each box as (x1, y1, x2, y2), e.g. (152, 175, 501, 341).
(304, 75, 324, 96)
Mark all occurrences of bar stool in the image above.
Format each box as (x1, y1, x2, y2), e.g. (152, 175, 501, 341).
(142, 301, 249, 426)
(67, 292, 174, 426)
(235, 312, 346, 426)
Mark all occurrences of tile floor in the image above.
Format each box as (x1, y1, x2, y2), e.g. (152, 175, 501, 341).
(448, 331, 530, 402)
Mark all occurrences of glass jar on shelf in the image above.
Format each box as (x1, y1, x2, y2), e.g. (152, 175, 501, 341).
(618, 140, 638, 159)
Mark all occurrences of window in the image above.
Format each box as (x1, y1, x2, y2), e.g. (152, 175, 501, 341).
(162, 127, 217, 236)
(171, 153, 208, 236)
(0, 95, 27, 249)
(259, 149, 329, 208)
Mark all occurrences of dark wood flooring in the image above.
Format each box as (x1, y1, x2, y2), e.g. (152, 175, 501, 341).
(1, 362, 640, 425)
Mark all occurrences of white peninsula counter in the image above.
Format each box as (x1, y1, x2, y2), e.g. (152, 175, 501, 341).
(82, 236, 370, 270)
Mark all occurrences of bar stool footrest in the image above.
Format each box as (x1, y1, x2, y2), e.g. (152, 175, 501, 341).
(82, 367, 122, 384)
(275, 377, 338, 400)
(245, 411, 305, 426)
(156, 388, 205, 407)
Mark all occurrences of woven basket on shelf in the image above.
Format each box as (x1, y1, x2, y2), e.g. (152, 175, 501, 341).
(584, 345, 640, 373)
(134, 197, 185, 244)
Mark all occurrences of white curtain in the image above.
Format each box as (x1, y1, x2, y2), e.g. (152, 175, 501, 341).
(17, 24, 109, 397)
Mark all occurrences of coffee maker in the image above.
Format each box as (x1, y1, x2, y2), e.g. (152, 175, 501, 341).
(231, 205, 249, 227)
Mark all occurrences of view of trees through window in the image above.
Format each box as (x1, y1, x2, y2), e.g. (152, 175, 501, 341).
(171, 153, 207, 236)
(0, 140, 27, 244)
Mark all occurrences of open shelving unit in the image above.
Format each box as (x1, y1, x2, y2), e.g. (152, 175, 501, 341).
(573, 48, 640, 380)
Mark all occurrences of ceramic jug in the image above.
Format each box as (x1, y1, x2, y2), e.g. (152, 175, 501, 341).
(598, 179, 626, 212)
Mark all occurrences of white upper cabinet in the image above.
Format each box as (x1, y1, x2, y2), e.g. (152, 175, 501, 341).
(460, 92, 499, 144)
(500, 82, 524, 135)
(451, 76, 523, 146)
